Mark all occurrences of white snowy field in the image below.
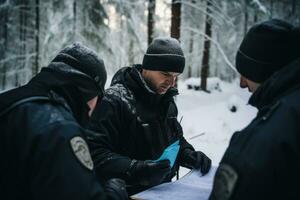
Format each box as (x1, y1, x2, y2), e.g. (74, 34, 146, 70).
(176, 78, 257, 176)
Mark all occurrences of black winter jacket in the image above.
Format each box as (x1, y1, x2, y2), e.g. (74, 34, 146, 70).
(210, 58, 300, 200)
(88, 65, 195, 194)
(0, 67, 107, 200)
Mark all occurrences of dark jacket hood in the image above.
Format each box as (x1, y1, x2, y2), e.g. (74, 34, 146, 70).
(0, 65, 93, 126)
(249, 57, 300, 110)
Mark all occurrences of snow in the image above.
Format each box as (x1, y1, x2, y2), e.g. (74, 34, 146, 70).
(251, 0, 268, 14)
(184, 77, 222, 91)
(176, 78, 257, 176)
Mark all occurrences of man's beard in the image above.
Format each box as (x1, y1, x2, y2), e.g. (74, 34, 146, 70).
(143, 76, 159, 94)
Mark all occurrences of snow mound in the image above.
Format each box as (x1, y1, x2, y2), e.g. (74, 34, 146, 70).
(227, 95, 245, 113)
(184, 77, 222, 92)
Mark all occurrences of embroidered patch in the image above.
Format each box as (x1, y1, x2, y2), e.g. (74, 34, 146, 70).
(70, 136, 94, 170)
(210, 163, 238, 200)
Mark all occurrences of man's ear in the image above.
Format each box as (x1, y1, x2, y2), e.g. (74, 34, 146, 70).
(87, 96, 98, 117)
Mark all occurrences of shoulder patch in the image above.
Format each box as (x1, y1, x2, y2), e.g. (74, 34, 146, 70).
(210, 163, 238, 200)
(70, 136, 94, 170)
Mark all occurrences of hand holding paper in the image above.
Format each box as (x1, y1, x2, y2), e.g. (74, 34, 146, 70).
(154, 140, 180, 168)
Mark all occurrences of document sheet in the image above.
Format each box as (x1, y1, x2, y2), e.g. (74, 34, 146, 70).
(131, 166, 217, 200)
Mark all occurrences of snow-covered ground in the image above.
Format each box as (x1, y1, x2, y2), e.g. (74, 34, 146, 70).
(176, 78, 257, 176)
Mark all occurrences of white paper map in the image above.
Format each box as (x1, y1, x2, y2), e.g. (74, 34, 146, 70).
(131, 166, 217, 200)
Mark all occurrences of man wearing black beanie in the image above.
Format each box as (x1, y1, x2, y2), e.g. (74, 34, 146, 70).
(210, 19, 300, 200)
(87, 37, 211, 195)
(0, 43, 128, 200)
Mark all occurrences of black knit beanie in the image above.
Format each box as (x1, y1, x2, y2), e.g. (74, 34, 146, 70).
(236, 19, 300, 83)
(50, 42, 107, 100)
(142, 37, 185, 73)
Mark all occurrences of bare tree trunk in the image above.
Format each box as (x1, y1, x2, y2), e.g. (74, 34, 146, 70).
(291, 0, 296, 16)
(119, 16, 124, 68)
(128, 39, 134, 65)
(171, 0, 181, 40)
(19, 0, 24, 61)
(23, 0, 27, 64)
(17, 0, 29, 86)
(147, 0, 156, 45)
(34, 0, 40, 75)
(18, 0, 25, 86)
(200, 0, 212, 92)
(270, 0, 274, 18)
(254, 12, 258, 23)
(73, 0, 77, 39)
(243, 0, 248, 36)
(188, 30, 193, 78)
(188, 0, 196, 78)
(4, 8, 8, 89)
(171, 0, 182, 88)
(1, 2, 8, 89)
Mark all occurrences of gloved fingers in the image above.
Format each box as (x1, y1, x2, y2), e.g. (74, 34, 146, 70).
(104, 178, 128, 200)
(104, 178, 126, 190)
(112, 178, 126, 186)
(142, 168, 170, 186)
(160, 166, 172, 176)
(193, 151, 203, 170)
(200, 154, 212, 175)
(155, 159, 171, 169)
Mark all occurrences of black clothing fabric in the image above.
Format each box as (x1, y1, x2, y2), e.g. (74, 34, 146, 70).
(0, 59, 125, 199)
(0, 67, 92, 126)
(182, 149, 211, 174)
(142, 37, 185, 73)
(87, 65, 209, 195)
(52, 42, 107, 98)
(236, 19, 300, 83)
(128, 160, 171, 187)
(0, 88, 106, 200)
(210, 58, 300, 200)
(104, 179, 128, 200)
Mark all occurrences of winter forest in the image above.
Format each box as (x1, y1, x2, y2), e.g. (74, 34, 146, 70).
(0, 0, 299, 166)
(0, 0, 299, 90)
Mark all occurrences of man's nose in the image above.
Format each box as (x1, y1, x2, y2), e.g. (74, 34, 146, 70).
(169, 76, 176, 87)
(240, 76, 247, 88)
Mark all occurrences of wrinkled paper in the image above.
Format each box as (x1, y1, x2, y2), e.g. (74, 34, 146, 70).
(132, 166, 217, 200)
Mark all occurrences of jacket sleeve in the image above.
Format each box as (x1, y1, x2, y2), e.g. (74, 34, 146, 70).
(87, 95, 134, 183)
(167, 101, 195, 166)
(175, 119, 196, 167)
(29, 121, 108, 200)
(209, 154, 269, 200)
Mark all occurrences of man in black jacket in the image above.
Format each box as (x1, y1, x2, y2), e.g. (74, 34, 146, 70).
(88, 37, 211, 195)
(210, 19, 300, 200)
(0, 43, 127, 200)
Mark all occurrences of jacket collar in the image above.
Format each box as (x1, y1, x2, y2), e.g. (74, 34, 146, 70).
(249, 57, 300, 110)
(111, 65, 178, 107)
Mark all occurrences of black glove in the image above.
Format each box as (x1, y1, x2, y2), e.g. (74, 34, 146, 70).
(104, 178, 128, 200)
(183, 150, 211, 175)
(128, 159, 171, 186)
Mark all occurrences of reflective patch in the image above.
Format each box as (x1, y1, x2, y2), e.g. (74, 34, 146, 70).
(70, 136, 94, 170)
(210, 164, 238, 200)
